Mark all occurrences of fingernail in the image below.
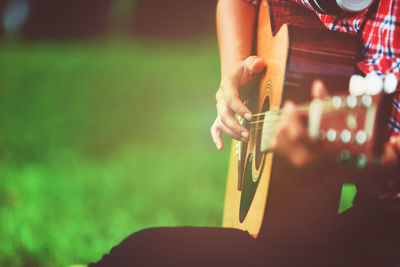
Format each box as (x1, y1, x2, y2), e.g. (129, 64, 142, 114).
(241, 132, 249, 138)
(244, 113, 252, 121)
(216, 143, 222, 150)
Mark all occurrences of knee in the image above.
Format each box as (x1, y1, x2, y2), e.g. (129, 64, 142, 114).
(89, 227, 162, 267)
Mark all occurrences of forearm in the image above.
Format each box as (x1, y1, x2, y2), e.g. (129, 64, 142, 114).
(217, 0, 257, 78)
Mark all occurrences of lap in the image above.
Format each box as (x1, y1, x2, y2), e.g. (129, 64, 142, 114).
(89, 206, 400, 267)
(89, 227, 264, 267)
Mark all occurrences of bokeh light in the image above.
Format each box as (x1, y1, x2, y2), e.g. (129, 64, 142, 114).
(3, 0, 29, 33)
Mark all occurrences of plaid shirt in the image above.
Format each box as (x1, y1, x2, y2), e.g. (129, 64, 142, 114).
(244, 0, 400, 206)
(245, 0, 400, 136)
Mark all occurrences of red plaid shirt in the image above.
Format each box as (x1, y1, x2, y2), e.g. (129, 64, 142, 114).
(246, 0, 400, 136)
(244, 0, 400, 205)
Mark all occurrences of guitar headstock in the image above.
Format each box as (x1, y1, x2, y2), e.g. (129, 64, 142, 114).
(259, 73, 398, 167)
(308, 74, 397, 167)
(309, 94, 382, 166)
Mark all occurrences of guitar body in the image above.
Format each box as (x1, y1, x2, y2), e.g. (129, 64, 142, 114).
(223, 0, 357, 237)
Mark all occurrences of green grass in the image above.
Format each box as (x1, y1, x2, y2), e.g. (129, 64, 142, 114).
(0, 38, 230, 266)
(338, 184, 357, 214)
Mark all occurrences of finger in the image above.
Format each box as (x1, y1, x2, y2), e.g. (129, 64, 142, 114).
(217, 101, 249, 139)
(286, 144, 315, 167)
(272, 124, 292, 156)
(229, 96, 253, 121)
(268, 127, 279, 152)
(217, 117, 247, 141)
(272, 101, 310, 154)
(273, 123, 315, 167)
(249, 57, 266, 75)
(269, 102, 295, 150)
(310, 79, 329, 99)
(217, 81, 253, 121)
(211, 119, 224, 150)
(211, 117, 248, 150)
(284, 102, 308, 143)
(239, 56, 266, 84)
(282, 100, 297, 120)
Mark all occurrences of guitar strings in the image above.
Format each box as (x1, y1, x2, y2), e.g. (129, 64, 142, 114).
(250, 99, 347, 117)
(251, 104, 311, 117)
(241, 101, 357, 134)
(247, 108, 349, 125)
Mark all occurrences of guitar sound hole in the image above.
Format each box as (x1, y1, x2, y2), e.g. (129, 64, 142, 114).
(254, 96, 270, 170)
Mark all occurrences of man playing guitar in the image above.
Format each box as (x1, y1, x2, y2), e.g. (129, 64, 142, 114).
(90, 0, 400, 266)
(211, 0, 400, 264)
(212, 0, 400, 167)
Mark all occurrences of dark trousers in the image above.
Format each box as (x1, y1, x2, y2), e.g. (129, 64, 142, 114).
(89, 204, 400, 267)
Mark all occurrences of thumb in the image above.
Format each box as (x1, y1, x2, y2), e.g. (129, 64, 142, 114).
(241, 56, 265, 78)
(250, 58, 265, 74)
(310, 79, 329, 99)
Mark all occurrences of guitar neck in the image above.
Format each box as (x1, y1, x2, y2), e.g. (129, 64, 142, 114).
(250, 93, 387, 165)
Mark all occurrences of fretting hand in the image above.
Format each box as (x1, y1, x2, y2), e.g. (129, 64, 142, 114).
(269, 79, 333, 168)
(270, 77, 400, 176)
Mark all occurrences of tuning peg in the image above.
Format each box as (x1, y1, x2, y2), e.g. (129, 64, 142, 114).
(327, 129, 337, 142)
(361, 95, 372, 107)
(349, 74, 366, 96)
(340, 129, 352, 143)
(332, 95, 342, 109)
(346, 95, 357, 108)
(384, 73, 398, 94)
(355, 130, 367, 145)
(365, 73, 383, 95)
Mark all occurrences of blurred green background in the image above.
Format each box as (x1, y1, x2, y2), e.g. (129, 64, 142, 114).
(0, 0, 229, 266)
(0, 38, 227, 266)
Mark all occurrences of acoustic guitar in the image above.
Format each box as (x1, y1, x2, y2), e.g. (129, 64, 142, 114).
(222, 0, 393, 237)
